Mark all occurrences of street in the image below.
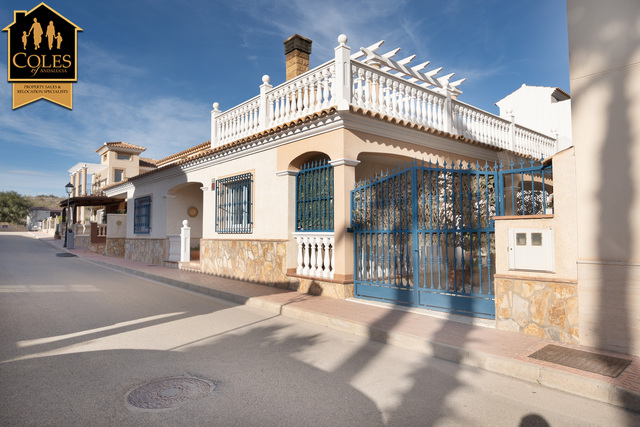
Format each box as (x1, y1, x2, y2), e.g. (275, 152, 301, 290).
(0, 233, 637, 426)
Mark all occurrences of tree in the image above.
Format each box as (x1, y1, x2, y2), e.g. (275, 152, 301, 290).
(0, 191, 32, 225)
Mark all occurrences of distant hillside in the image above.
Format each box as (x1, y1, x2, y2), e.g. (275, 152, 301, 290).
(26, 195, 65, 209)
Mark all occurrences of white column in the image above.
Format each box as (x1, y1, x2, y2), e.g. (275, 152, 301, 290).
(334, 34, 352, 111)
(443, 88, 453, 134)
(259, 75, 272, 130)
(211, 103, 221, 147)
(81, 166, 88, 196)
(508, 110, 516, 152)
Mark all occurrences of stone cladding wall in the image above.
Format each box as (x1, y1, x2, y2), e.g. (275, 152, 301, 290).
(294, 277, 354, 299)
(495, 276, 579, 344)
(106, 238, 125, 257)
(199, 239, 354, 299)
(125, 238, 166, 265)
(200, 239, 289, 284)
(74, 234, 90, 248)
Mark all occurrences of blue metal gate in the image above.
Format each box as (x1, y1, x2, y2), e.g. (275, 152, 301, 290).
(351, 160, 499, 318)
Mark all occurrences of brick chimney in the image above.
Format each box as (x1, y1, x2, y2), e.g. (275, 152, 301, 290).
(284, 34, 312, 81)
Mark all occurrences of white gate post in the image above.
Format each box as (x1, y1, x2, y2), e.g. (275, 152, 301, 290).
(180, 220, 191, 262)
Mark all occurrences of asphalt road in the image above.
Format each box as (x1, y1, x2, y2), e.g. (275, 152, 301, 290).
(0, 233, 638, 426)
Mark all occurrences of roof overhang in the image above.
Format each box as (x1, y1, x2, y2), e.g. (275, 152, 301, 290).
(59, 195, 126, 207)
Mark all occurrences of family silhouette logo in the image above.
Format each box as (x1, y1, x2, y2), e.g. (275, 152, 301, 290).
(3, 2, 82, 109)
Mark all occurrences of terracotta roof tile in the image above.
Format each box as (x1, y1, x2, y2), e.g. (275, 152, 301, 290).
(139, 158, 158, 168)
(95, 141, 147, 152)
(107, 106, 535, 188)
(156, 141, 211, 166)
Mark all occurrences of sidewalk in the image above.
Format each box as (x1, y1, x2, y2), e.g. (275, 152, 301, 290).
(32, 231, 640, 411)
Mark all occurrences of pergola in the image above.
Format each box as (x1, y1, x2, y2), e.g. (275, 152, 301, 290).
(59, 195, 126, 224)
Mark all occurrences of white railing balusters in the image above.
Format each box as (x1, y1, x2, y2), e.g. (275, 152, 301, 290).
(211, 36, 556, 158)
(293, 232, 335, 280)
(302, 235, 310, 276)
(167, 234, 180, 262)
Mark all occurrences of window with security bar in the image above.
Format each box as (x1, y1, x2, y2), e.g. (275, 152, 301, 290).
(134, 195, 151, 234)
(296, 159, 333, 231)
(216, 173, 253, 233)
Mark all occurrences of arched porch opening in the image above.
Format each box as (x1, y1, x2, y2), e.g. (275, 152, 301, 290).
(166, 182, 204, 252)
(355, 152, 421, 183)
(288, 151, 331, 171)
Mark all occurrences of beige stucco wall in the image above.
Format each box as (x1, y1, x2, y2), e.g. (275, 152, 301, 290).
(568, 0, 640, 356)
(495, 148, 578, 281)
(106, 214, 127, 238)
(493, 148, 579, 344)
(166, 183, 203, 242)
(275, 124, 504, 280)
(114, 114, 515, 282)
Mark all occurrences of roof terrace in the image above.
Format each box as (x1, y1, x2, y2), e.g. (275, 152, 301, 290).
(211, 35, 557, 159)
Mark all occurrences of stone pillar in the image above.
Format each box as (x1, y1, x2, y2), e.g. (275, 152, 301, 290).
(284, 34, 312, 81)
(330, 158, 360, 281)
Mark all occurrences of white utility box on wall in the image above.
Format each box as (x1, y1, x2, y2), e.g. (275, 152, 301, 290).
(508, 228, 555, 272)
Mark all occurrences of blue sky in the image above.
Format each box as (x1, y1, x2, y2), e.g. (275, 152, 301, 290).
(1, 0, 569, 197)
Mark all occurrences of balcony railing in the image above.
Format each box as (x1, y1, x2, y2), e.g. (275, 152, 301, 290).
(211, 35, 557, 159)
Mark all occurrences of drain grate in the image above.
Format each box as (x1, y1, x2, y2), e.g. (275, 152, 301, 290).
(529, 344, 631, 377)
(126, 376, 215, 410)
(56, 252, 77, 257)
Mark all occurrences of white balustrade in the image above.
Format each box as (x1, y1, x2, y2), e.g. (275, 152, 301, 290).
(216, 96, 261, 146)
(96, 224, 107, 237)
(211, 35, 557, 159)
(167, 234, 180, 262)
(293, 232, 335, 279)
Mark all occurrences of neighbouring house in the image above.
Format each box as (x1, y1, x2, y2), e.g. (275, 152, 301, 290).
(47, 142, 157, 252)
(97, 33, 580, 346)
(27, 206, 62, 231)
(495, 84, 573, 152)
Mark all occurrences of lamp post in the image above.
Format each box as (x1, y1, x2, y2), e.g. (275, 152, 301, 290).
(63, 182, 74, 248)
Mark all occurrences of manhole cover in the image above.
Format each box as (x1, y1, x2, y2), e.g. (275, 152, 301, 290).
(126, 377, 215, 410)
(529, 344, 631, 377)
(56, 252, 77, 257)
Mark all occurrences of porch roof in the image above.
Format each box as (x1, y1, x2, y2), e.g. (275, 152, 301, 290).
(59, 195, 125, 207)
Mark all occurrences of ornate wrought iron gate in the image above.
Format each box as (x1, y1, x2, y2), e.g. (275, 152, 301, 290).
(351, 160, 499, 318)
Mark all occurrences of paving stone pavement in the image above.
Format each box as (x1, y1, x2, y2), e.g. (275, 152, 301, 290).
(29, 231, 640, 411)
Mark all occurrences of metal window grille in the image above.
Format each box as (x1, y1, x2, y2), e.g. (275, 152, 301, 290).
(498, 159, 553, 216)
(296, 160, 334, 231)
(133, 195, 151, 234)
(216, 173, 253, 233)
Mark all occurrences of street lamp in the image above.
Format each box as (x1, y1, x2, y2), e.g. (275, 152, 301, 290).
(63, 182, 74, 248)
